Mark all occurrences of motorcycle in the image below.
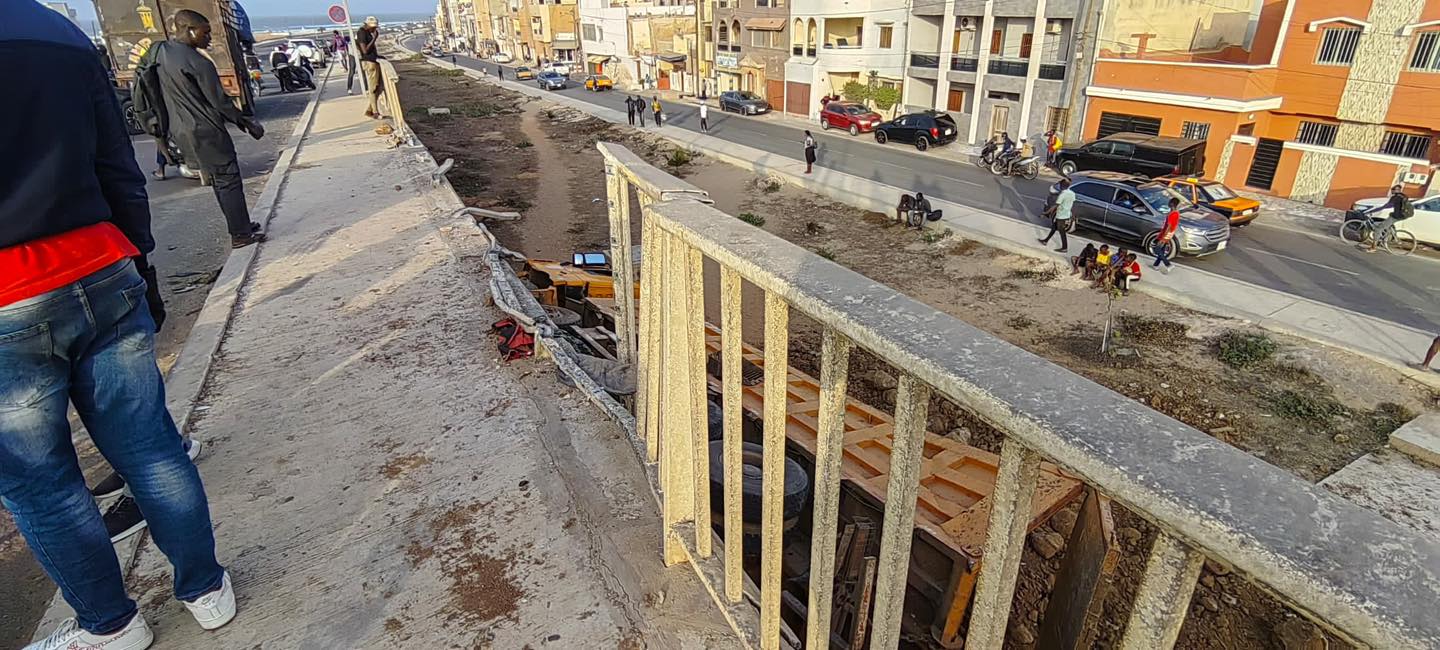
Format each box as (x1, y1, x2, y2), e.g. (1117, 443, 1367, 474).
(991, 153, 1041, 180)
(290, 62, 317, 90)
(976, 140, 998, 168)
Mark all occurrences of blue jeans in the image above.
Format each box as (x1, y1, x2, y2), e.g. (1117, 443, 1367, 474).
(1152, 239, 1174, 268)
(0, 260, 223, 635)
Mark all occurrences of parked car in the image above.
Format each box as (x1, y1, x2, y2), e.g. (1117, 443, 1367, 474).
(492, 52, 514, 63)
(1062, 171, 1231, 256)
(717, 90, 770, 115)
(873, 111, 959, 151)
(1054, 133, 1206, 178)
(514, 66, 536, 80)
(819, 101, 882, 136)
(288, 39, 328, 66)
(1160, 176, 1261, 226)
(584, 74, 614, 91)
(537, 71, 567, 90)
(543, 61, 571, 76)
(1353, 192, 1440, 247)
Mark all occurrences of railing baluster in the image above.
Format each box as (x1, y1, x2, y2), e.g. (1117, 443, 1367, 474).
(805, 327, 853, 649)
(967, 439, 1042, 649)
(1120, 533, 1205, 650)
(661, 230, 696, 566)
(638, 193, 660, 463)
(606, 165, 636, 365)
(868, 374, 932, 650)
(687, 246, 711, 557)
(760, 292, 789, 650)
(720, 267, 744, 602)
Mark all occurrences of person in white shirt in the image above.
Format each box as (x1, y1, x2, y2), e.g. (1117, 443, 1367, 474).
(1038, 178, 1075, 252)
(289, 41, 316, 76)
(698, 101, 709, 133)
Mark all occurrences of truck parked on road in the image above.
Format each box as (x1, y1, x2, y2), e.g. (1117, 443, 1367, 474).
(95, 0, 257, 114)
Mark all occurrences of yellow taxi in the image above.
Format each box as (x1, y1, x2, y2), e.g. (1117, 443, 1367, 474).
(584, 74, 614, 91)
(1161, 176, 1261, 226)
(514, 66, 535, 80)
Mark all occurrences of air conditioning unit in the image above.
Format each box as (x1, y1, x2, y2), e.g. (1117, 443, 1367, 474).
(959, 17, 977, 31)
(1046, 21, 1062, 34)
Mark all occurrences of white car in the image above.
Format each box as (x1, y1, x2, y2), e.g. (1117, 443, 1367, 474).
(543, 61, 571, 76)
(492, 52, 514, 63)
(1352, 193, 1440, 247)
(288, 39, 328, 66)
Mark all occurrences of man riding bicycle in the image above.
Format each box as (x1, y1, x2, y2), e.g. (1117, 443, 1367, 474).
(1361, 184, 1413, 253)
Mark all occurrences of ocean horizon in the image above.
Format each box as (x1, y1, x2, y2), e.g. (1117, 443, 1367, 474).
(248, 12, 432, 33)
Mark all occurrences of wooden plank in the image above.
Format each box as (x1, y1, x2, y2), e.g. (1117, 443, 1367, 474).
(1038, 489, 1120, 650)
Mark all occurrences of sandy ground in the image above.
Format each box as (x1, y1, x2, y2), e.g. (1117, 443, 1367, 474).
(395, 60, 1438, 650)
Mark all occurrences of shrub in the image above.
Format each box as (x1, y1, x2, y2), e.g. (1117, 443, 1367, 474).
(1267, 389, 1347, 422)
(841, 81, 871, 104)
(1117, 314, 1189, 346)
(1216, 331, 1278, 368)
(738, 212, 765, 227)
(871, 86, 900, 113)
(816, 247, 837, 261)
(1008, 264, 1060, 283)
(666, 147, 695, 167)
(921, 229, 953, 244)
(763, 179, 782, 193)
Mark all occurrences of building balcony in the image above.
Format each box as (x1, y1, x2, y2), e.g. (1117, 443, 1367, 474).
(952, 55, 979, 72)
(910, 53, 940, 68)
(1039, 62, 1065, 80)
(988, 57, 1028, 77)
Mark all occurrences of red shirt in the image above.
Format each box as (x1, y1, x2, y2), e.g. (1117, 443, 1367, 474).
(1160, 209, 1181, 242)
(1122, 261, 1141, 278)
(0, 223, 139, 308)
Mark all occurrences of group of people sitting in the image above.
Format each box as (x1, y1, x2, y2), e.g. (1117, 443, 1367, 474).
(896, 192, 941, 228)
(1071, 243, 1143, 293)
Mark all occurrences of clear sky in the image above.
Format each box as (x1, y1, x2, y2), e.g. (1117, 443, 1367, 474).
(64, 0, 434, 24)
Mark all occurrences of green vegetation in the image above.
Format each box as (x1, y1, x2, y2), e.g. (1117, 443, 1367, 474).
(921, 228, 953, 244)
(666, 147, 696, 168)
(816, 247, 837, 261)
(1216, 331, 1279, 368)
(738, 212, 766, 227)
(1008, 264, 1060, 283)
(1117, 314, 1189, 347)
(1267, 389, 1347, 423)
(841, 81, 871, 104)
(871, 86, 900, 113)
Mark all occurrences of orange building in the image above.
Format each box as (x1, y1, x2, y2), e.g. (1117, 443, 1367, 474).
(1079, 0, 1439, 208)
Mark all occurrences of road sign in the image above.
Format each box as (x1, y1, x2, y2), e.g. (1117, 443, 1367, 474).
(328, 4, 347, 24)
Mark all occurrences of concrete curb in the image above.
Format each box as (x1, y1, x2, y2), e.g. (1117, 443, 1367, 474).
(403, 52, 1440, 391)
(28, 68, 332, 642)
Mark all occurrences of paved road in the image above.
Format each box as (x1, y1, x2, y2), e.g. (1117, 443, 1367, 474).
(0, 80, 312, 650)
(410, 38, 1440, 333)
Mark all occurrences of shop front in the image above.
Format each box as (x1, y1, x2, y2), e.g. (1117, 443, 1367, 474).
(587, 54, 611, 75)
(715, 53, 741, 92)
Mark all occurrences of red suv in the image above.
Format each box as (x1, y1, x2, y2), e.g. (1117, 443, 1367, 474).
(819, 101, 883, 136)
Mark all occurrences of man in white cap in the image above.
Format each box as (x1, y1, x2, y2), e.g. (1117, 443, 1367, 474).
(356, 16, 383, 117)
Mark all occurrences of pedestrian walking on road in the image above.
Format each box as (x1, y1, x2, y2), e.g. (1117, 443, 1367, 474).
(699, 101, 709, 133)
(636, 96, 646, 126)
(4, 5, 236, 649)
(151, 10, 267, 248)
(1038, 178, 1074, 252)
(626, 95, 636, 125)
(1153, 197, 1180, 271)
(1417, 335, 1440, 372)
(357, 16, 384, 118)
(804, 130, 817, 174)
(652, 96, 662, 127)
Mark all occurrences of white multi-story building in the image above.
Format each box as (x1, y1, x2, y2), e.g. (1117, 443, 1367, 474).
(579, 0, 694, 89)
(784, 0, 910, 117)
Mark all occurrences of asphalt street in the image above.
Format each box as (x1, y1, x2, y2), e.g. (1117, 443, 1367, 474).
(0, 75, 312, 650)
(410, 38, 1440, 333)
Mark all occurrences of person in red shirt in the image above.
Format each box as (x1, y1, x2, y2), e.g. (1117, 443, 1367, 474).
(1115, 253, 1143, 293)
(2, 4, 234, 649)
(1153, 197, 1180, 271)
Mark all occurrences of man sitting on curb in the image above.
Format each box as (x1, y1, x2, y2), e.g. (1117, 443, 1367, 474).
(3, 4, 237, 648)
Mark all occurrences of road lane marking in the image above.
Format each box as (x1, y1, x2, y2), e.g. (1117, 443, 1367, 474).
(1246, 248, 1360, 276)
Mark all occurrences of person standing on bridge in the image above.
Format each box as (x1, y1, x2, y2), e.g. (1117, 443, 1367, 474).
(3, 3, 237, 648)
(151, 10, 267, 249)
(357, 16, 384, 119)
(804, 130, 817, 174)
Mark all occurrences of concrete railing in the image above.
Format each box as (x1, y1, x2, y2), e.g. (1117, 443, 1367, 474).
(597, 141, 1440, 649)
(378, 58, 414, 146)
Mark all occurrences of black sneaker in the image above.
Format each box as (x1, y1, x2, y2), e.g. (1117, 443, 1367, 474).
(103, 496, 147, 543)
(90, 472, 126, 500)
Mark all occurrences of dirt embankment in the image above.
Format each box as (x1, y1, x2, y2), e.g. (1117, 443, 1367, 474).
(394, 60, 1436, 650)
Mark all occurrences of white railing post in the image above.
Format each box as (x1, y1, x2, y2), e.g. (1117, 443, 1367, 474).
(720, 267, 745, 602)
(606, 163, 636, 365)
(660, 229, 697, 566)
(804, 327, 853, 650)
(760, 291, 790, 650)
(687, 246, 712, 557)
(967, 439, 1042, 649)
(868, 374, 932, 650)
(638, 193, 660, 463)
(1120, 533, 1205, 650)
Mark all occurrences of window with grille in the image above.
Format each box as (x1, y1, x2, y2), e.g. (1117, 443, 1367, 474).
(1181, 121, 1211, 140)
(1381, 132, 1432, 159)
(1296, 121, 1338, 147)
(1411, 32, 1440, 72)
(1046, 107, 1070, 132)
(1315, 27, 1361, 65)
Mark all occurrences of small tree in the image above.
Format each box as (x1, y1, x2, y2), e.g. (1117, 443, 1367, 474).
(871, 86, 901, 117)
(841, 81, 871, 105)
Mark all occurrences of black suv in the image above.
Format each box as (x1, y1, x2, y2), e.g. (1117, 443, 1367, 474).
(1063, 172, 1231, 256)
(1055, 133, 1206, 178)
(874, 111, 959, 151)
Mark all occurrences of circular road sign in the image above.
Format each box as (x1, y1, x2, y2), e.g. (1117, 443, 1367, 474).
(328, 5, 348, 24)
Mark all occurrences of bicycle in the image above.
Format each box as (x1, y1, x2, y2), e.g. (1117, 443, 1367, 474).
(1340, 212, 1417, 255)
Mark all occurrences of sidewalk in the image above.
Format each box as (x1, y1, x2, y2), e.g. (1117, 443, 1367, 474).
(45, 72, 735, 648)
(422, 54, 1440, 389)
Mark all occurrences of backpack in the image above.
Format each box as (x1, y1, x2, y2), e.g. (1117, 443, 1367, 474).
(1397, 195, 1414, 220)
(130, 42, 170, 139)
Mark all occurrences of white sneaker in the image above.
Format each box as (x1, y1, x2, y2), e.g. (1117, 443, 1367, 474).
(183, 571, 237, 630)
(25, 615, 153, 650)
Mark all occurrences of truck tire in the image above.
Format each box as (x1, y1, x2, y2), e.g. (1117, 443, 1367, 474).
(708, 440, 809, 524)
